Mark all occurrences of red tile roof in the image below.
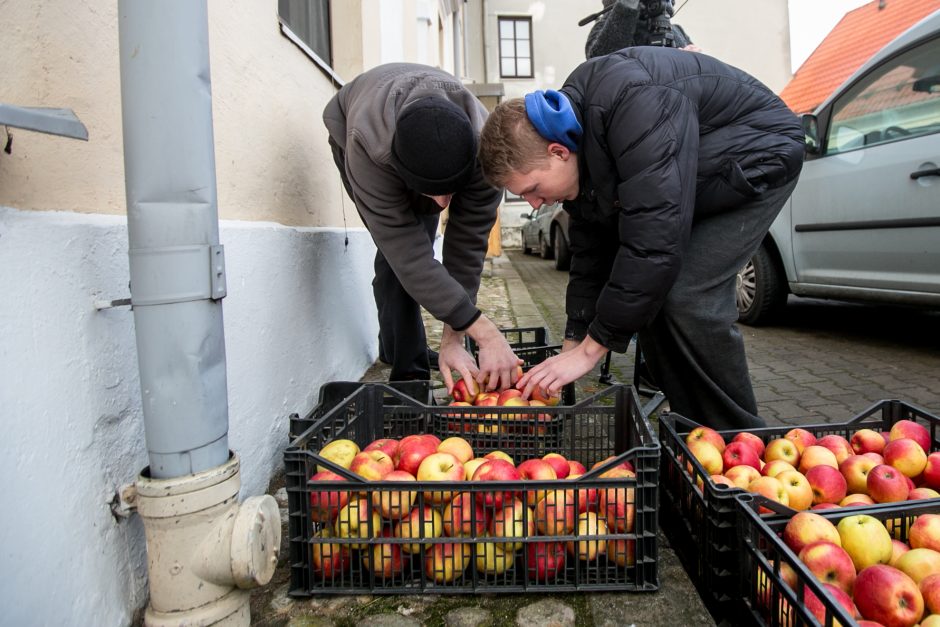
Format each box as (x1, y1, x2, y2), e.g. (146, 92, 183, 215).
(780, 0, 940, 114)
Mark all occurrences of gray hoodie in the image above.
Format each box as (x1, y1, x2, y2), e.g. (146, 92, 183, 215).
(323, 63, 502, 330)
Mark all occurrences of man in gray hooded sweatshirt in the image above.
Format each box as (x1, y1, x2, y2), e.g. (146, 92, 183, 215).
(324, 63, 520, 394)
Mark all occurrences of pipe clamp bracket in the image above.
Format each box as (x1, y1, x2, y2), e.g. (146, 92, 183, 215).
(129, 244, 227, 306)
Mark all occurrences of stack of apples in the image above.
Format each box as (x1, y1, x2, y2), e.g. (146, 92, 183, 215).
(682, 419, 939, 513)
(306, 433, 639, 585)
(447, 375, 560, 435)
(756, 509, 940, 626)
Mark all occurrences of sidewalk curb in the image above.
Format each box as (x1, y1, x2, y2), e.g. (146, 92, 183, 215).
(487, 255, 551, 336)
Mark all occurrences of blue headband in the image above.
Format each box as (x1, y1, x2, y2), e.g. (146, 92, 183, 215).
(524, 89, 582, 152)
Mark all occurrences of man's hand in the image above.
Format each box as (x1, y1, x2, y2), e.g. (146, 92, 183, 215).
(438, 326, 478, 395)
(465, 315, 523, 392)
(516, 336, 608, 398)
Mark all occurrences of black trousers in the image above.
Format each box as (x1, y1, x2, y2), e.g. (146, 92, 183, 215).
(329, 136, 436, 381)
(638, 177, 800, 430)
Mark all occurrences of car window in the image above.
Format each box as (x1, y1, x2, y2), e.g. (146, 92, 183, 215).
(826, 35, 940, 155)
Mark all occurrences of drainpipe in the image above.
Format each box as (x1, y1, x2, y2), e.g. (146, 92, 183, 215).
(118, 1, 278, 624)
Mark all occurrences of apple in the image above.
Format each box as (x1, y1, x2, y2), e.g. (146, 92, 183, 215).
(765, 438, 801, 468)
(362, 530, 404, 579)
(598, 468, 636, 532)
(566, 474, 600, 513)
(463, 458, 487, 481)
(747, 476, 789, 512)
(686, 426, 726, 453)
(517, 459, 558, 507)
(755, 559, 798, 610)
(722, 441, 761, 473)
(851, 428, 887, 455)
(783, 511, 842, 554)
(608, 538, 636, 567)
(394, 505, 443, 553)
(349, 449, 395, 481)
(399, 433, 441, 451)
(922, 615, 940, 627)
(567, 460, 587, 476)
(838, 514, 894, 571)
(863, 452, 885, 465)
(798, 540, 857, 594)
(732, 431, 766, 459)
(889, 419, 931, 454)
(334, 498, 382, 549)
(777, 469, 814, 511)
(725, 465, 761, 489)
(567, 511, 608, 561)
(396, 435, 440, 477)
(310, 527, 349, 579)
(895, 548, 940, 585)
(839, 493, 875, 507)
(840, 454, 878, 495)
(364, 438, 401, 460)
(451, 377, 479, 403)
(530, 386, 561, 407)
(868, 464, 910, 503)
(475, 539, 514, 575)
(687, 440, 723, 476)
(442, 491, 486, 538)
(316, 438, 360, 473)
(910, 514, 940, 552)
(784, 428, 817, 453)
(535, 488, 578, 535)
(496, 388, 524, 405)
(921, 572, 940, 614)
(424, 542, 472, 583)
(884, 438, 928, 479)
(798, 445, 839, 473)
(805, 464, 847, 505)
(471, 459, 521, 510)
(853, 564, 924, 627)
(308, 470, 351, 522)
(909, 487, 940, 500)
(923, 452, 940, 490)
(484, 450, 515, 465)
(371, 469, 416, 519)
(816, 434, 854, 465)
(711, 474, 736, 488)
(488, 497, 535, 551)
(438, 436, 474, 464)
(591, 456, 635, 473)
(762, 459, 797, 478)
(417, 452, 465, 505)
(542, 453, 571, 479)
(804, 582, 858, 626)
(890, 539, 911, 566)
(526, 541, 566, 582)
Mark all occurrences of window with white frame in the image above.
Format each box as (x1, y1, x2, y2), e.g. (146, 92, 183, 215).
(279, 0, 332, 67)
(498, 16, 533, 78)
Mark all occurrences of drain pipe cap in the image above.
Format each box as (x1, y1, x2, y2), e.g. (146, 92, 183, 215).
(231, 494, 281, 588)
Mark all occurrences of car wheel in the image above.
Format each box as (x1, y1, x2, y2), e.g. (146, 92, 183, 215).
(553, 226, 571, 271)
(736, 244, 787, 325)
(540, 236, 553, 260)
(522, 237, 532, 255)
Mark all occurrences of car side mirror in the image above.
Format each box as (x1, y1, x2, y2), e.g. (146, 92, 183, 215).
(802, 113, 820, 155)
(521, 212, 532, 220)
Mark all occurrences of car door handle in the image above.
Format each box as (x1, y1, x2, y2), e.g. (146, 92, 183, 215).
(910, 167, 940, 180)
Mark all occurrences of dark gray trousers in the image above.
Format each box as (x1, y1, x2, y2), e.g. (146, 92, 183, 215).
(639, 178, 799, 430)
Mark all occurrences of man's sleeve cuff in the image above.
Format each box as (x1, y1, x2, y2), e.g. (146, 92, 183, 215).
(587, 320, 630, 353)
(452, 309, 482, 332)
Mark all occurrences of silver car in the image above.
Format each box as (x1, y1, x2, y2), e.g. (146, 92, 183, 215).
(520, 203, 572, 271)
(737, 10, 940, 324)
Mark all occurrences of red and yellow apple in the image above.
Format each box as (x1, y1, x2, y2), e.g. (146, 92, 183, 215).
(335, 498, 382, 549)
(317, 438, 360, 473)
(889, 419, 931, 454)
(883, 438, 928, 479)
(488, 497, 535, 551)
(784, 428, 817, 453)
(349, 449, 395, 481)
(798, 540, 857, 594)
(394, 505, 443, 553)
(542, 453, 571, 479)
(371, 469, 416, 519)
(798, 445, 839, 473)
(777, 469, 814, 511)
(851, 428, 886, 455)
(517, 458, 558, 507)
(765, 438, 801, 468)
(732, 431, 765, 459)
(526, 541, 567, 582)
(438, 436, 474, 464)
(567, 511, 608, 561)
(722, 441, 761, 473)
(686, 426, 726, 453)
(853, 564, 924, 627)
(442, 491, 486, 538)
(910, 514, 940, 552)
(783, 511, 842, 554)
(308, 470, 351, 522)
(725, 465, 761, 489)
(867, 464, 911, 503)
(424, 542, 472, 583)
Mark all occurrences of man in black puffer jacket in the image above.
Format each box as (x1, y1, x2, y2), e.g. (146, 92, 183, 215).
(480, 47, 804, 429)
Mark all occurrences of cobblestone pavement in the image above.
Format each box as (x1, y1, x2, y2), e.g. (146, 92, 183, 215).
(252, 249, 940, 627)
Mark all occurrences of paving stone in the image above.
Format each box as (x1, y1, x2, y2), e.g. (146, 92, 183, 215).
(288, 616, 334, 627)
(515, 599, 575, 627)
(354, 615, 422, 627)
(444, 606, 492, 627)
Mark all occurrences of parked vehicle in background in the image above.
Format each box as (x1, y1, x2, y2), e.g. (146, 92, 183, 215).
(519, 203, 572, 271)
(736, 10, 940, 324)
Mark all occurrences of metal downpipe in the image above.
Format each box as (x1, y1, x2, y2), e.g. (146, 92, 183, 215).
(118, 2, 278, 624)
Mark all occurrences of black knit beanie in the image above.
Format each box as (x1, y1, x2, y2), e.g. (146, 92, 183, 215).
(390, 96, 477, 195)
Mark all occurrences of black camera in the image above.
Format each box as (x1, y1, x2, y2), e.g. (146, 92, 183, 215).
(582, 0, 692, 58)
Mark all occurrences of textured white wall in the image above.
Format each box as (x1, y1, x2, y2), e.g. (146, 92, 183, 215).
(0, 206, 377, 624)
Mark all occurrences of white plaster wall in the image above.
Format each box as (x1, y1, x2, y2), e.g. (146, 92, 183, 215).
(0, 206, 377, 624)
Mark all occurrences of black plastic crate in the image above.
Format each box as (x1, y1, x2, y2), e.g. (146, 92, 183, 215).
(658, 400, 940, 621)
(737, 494, 940, 626)
(289, 381, 433, 441)
(465, 326, 549, 353)
(284, 384, 660, 595)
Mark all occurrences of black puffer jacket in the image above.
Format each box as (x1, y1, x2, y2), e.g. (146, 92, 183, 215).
(560, 47, 804, 351)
